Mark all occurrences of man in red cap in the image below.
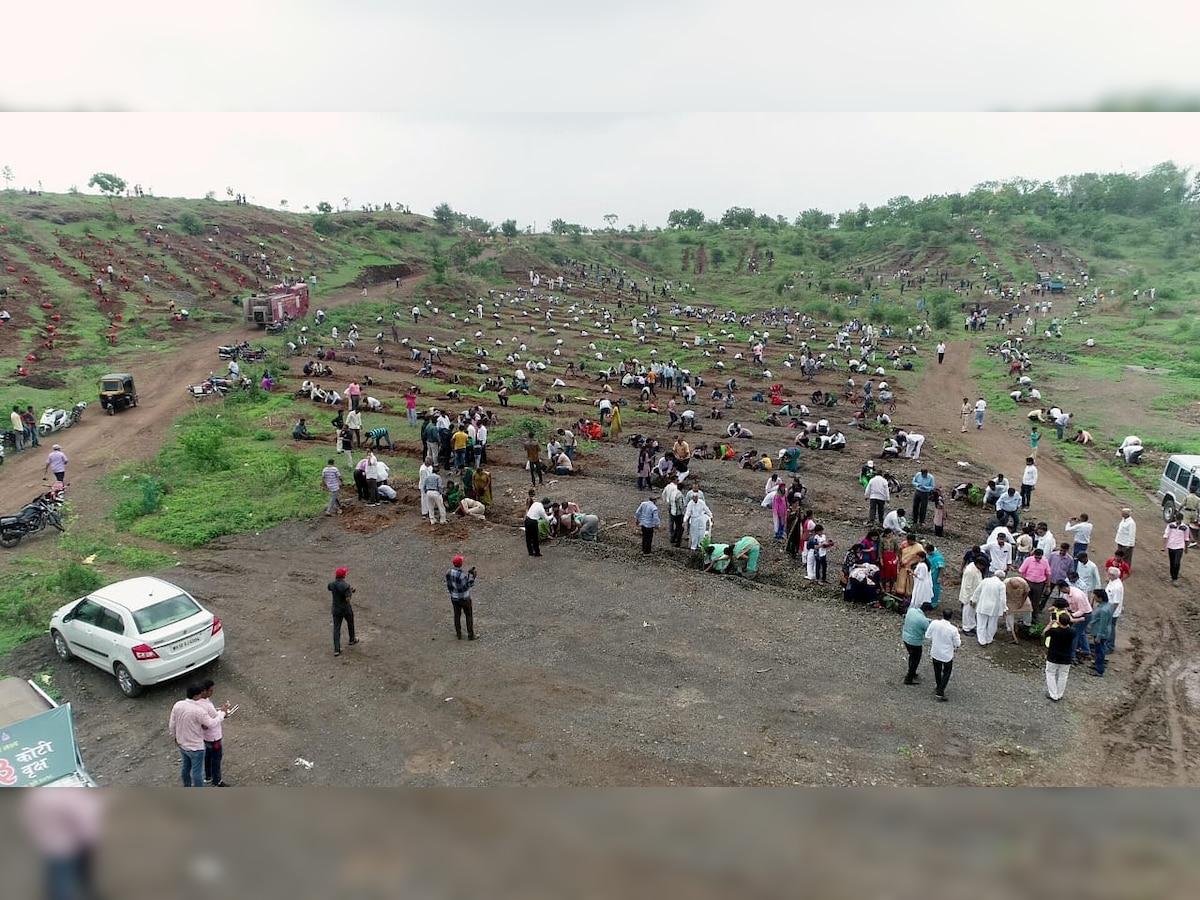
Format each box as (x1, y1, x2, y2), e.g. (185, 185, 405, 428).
(445, 555, 477, 640)
(328, 567, 357, 655)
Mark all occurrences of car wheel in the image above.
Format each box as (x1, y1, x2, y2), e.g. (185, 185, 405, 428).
(0, 530, 22, 549)
(51, 630, 74, 661)
(115, 663, 143, 698)
(1164, 500, 1178, 523)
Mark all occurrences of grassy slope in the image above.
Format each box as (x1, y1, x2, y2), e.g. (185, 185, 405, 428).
(3, 184, 1200, 651)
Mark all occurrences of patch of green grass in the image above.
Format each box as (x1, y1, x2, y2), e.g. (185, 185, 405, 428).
(1056, 443, 1145, 504)
(0, 558, 105, 658)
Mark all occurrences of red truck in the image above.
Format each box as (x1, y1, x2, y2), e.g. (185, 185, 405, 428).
(244, 282, 310, 328)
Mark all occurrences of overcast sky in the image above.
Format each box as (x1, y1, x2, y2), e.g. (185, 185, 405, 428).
(2, 114, 1197, 230)
(3, 1, 1197, 229)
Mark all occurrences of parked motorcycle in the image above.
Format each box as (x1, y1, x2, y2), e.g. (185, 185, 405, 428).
(39, 401, 87, 435)
(0, 496, 65, 548)
(218, 341, 251, 360)
(265, 321, 285, 335)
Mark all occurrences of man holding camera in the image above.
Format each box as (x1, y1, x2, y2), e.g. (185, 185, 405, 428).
(446, 555, 477, 640)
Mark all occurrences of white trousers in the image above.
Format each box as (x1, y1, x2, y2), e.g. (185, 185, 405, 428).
(805, 550, 817, 579)
(904, 436, 925, 459)
(1045, 661, 1071, 700)
(975, 612, 1000, 645)
(961, 602, 977, 632)
(426, 491, 446, 523)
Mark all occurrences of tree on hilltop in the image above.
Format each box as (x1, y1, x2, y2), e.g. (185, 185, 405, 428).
(88, 172, 127, 214)
(433, 202, 458, 232)
(667, 208, 706, 229)
(1, 166, 13, 190)
(316, 201, 333, 214)
(500, 219, 519, 238)
(603, 213, 619, 231)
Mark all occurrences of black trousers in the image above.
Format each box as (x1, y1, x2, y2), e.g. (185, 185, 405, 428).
(332, 608, 355, 652)
(815, 555, 828, 582)
(669, 513, 683, 546)
(932, 659, 954, 696)
(204, 739, 223, 784)
(1020, 484, 1033, 508)
(641, 526, 654, 554)
(904, 642, 923, 683)
(912, 491, 930, 524)
(1169, 547, 1184, 580)
(868, 498, 885, 525)
(354, 469, 368, 500)
(525, 518, 541, 556)
(528, 461, 544, 485)
(453, 599, 474, 638)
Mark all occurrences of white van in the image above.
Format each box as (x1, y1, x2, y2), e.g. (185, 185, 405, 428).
(1157, 454, 1200, 522)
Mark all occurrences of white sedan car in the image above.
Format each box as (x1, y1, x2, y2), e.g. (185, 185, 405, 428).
(49, 577, 225, 697)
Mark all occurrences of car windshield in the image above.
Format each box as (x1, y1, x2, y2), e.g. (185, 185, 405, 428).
(101, 380, 126, 392)
(131, 593, 203, 634)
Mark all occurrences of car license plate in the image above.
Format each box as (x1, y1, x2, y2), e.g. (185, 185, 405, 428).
(170, 635, 203, 653)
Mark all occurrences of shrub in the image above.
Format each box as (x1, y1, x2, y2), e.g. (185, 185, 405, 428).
(179, 427, 229, 471)
(179, 211, 205, 236)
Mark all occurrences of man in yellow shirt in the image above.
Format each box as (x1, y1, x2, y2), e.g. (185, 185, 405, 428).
(451, 427, 470, 471)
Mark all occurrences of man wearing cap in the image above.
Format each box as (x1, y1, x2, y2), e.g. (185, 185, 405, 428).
(445, 556, 477, 640)
(328, 567, 357, 656)
(45, 444, 68, 483)
(1114, 509, 1137, 570)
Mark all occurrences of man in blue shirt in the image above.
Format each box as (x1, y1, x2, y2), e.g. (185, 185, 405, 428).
(996, 487, 1022, 530)
(911, 468, 935, 525)
(634, 495, 661, 554)
(902, 601, 934, 685)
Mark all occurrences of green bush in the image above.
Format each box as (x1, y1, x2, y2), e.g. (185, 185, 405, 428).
(179, 211, 205, 236)
(179, 427, 229, 471)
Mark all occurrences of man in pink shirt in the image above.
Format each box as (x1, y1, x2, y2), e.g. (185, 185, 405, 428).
(346, 380, 362, 411)
(406, 389, 418, 427)
(1019, 546, 1052, 617)
(168, 682, 228, 787)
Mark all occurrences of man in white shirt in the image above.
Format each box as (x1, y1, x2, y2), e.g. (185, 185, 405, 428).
(1020, 457, 1038, 510)
(524, 497, 550, 557)
(903, 432, 926, 460)
(663, 477, 686, 547)
(1104, 565, 1124, 653)
(1064, 515, 1093, 558)
(972, 572, 1007, 646)
(1114, 508, 1137, 567)
(864, 472, 890, 526)
(981, 532, 1013, 575)
(882, 508, 908, 534)
(924, 608, 962, 701)
(973, 398, 987, 429)
(936, 342, 946, 364)
(475, 422, 488, 465)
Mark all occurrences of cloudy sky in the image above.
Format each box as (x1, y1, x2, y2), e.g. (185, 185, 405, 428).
(2, 2, 1196, 229)
(3, 114, 1197, 230)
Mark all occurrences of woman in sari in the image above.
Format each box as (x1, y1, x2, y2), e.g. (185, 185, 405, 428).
(608, 404, 623, 439)
(474, 467, 493, 508)
(637, 447, 654, 489)
(895, 532, 923, 598)
(879, 529, 900, 594)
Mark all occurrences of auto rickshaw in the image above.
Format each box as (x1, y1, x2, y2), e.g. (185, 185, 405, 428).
(98, 373, 138, 415)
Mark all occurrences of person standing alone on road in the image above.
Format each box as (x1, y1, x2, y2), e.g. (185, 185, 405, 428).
(1020, 457, 1038, 510)
(44, 444, 68, 483)
(960, 398, 970, 433)
(634, 493, 661, 554)
(329, 566, 357, 656)
(1164, 512, 1190, 582)
(924, 608, 961, 701)
(168, 682, 228, 786)
(974, 397, 987, 429)
(445, 555, 477, 640)
(936, 342, 946, 364)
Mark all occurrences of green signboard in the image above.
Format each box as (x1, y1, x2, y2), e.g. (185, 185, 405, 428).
(0, 704, 81, 787)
